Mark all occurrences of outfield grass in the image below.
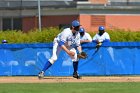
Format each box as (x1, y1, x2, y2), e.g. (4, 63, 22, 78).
(0, 82, 140, 93)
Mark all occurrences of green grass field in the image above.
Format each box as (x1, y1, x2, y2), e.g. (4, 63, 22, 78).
(0, 82, 140, 93)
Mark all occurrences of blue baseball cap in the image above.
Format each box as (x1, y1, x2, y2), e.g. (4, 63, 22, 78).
(2, 40, 8, 44)
(99, 26, 105, 31)
(71, 20, 81, 27)
(79, 27, 85, 33)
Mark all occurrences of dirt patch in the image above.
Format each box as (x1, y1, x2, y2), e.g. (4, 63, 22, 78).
(0, 76, 140, 83)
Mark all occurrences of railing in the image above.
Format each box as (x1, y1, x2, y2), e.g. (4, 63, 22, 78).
(0, 1, 76, 9)
(0, 0, 140, 10)
(0, 42, 140, 76)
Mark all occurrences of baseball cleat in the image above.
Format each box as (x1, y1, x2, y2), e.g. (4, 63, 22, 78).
(38, 71, 44, 79)
(73, 72, 81, 79)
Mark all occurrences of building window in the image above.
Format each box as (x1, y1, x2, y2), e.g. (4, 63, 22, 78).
(2, 18, 22, 31)
(91, 15, 105, 26)
(2, 18, 11, 31)
(13, 18, 22, 31)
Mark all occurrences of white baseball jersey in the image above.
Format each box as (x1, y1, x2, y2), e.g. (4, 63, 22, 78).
(49, 28, 81, 64)
(80, 32, 92, 42)
(56, 28, 81, 48)
(93, 32, 110, 42)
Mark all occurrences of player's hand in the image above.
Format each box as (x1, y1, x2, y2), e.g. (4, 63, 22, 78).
(68, 51, 75, 56)
(77, 52, 87, 59)
(96, 42, 102, 48)
(80, 40, 84, 44)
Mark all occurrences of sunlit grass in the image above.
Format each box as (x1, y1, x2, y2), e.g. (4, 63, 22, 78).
(0, 82, 140, 93)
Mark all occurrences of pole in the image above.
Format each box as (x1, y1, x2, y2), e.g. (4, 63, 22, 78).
(38, 0, 41, 31)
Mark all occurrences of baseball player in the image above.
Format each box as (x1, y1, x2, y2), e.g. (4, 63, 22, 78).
(79, 27, 92, 44)
(2, 40, 8, 44)
(92, 26, 110, 44)
(38, 20, 83, 79)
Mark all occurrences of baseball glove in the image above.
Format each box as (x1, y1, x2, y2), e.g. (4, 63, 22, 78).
(96, 42, 102, 48)
(77, 52, 87, 59)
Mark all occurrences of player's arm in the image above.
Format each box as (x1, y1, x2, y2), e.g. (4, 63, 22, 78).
(81, 33, 92, 43)
(61, 45, 75, 56)
(76, 34, 82, 53)
(92, 34, 99, 43)
(58, 31, 75, 56)
(103, 33, 110, 42)
(80, 40, 91, 44)
(58, 40, 75, 56)
(77, 45, 82, 53)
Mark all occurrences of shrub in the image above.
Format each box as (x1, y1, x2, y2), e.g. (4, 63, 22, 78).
(0, 27, 60, 43)
(0, 28, 140, 44)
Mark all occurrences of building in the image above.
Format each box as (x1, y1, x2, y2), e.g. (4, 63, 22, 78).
(79, 0, 140, 31)
(0, 0, 78, 32)
(0, 0, 140, 32)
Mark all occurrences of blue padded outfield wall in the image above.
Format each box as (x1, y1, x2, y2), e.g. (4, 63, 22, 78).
(0, 42, 140, 76)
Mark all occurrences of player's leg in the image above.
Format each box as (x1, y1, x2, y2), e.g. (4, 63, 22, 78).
(73, 61, 81, 79)
(38, 40, 61, 79)
(70, 48, 81, 79)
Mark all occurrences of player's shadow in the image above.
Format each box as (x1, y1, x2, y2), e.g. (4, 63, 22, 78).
(43, 77, 73, 79)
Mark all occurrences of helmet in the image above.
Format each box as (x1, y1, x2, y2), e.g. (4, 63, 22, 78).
(79, 27, 85, 33)
(71, 20, 80, 27)
(99, 26, 105, 31)
(2, 40, 8, 44)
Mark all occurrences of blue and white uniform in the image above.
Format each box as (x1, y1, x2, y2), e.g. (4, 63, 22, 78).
(80, 32, 92, 42)
(79, 27, 92, 43)
(49, 28, 81, 64)
(38, 20, 82, 79)
(92, 32, 110, 43)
